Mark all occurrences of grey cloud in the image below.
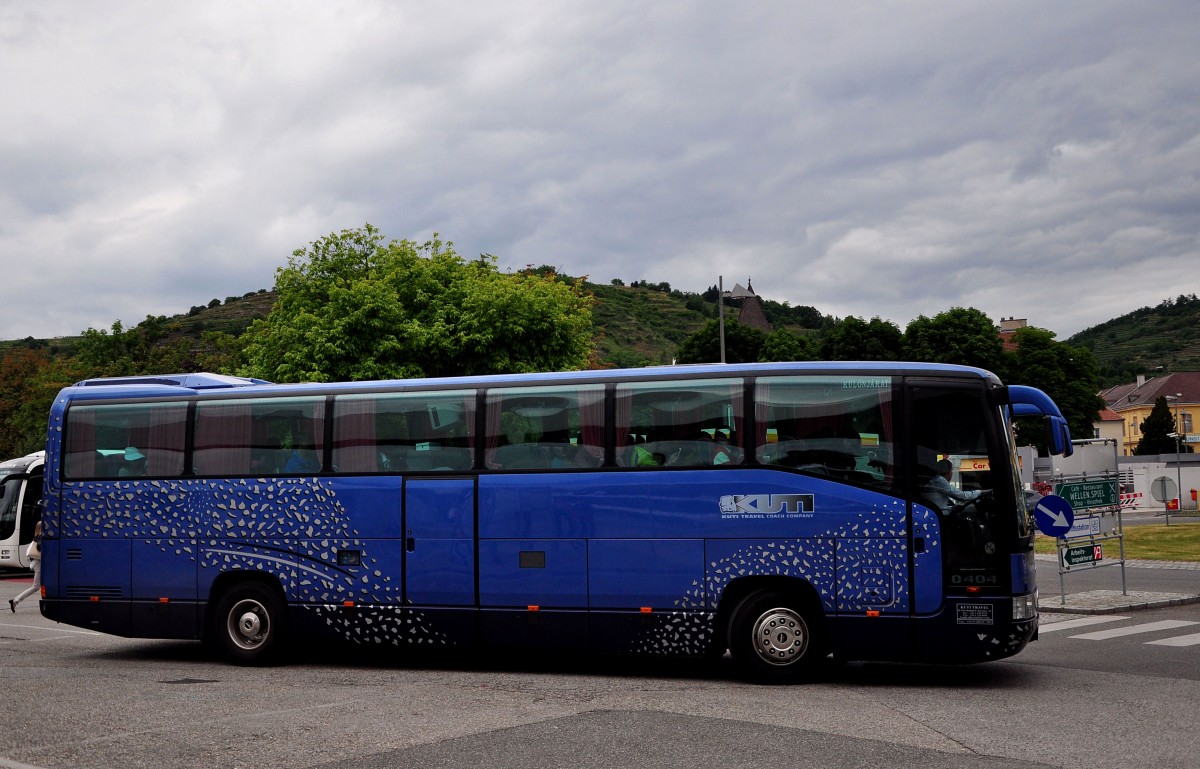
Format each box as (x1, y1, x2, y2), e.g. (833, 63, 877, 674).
(1, 0, 1198, 342)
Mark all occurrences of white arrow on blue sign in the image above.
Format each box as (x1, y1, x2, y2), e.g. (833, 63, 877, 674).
(1034, 494, 1075, 538)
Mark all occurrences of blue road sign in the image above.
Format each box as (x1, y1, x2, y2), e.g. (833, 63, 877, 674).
(1033, 494, 1075, 538)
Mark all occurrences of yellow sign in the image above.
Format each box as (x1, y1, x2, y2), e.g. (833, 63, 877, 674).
(959, 457, 990, 473)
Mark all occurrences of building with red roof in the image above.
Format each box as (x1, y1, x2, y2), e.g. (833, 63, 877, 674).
(1100, 371, 1200, 455)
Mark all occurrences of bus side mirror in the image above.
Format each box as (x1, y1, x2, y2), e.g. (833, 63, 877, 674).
(1005, 385, 1073, 457)
(1045, 415, 1073, 457)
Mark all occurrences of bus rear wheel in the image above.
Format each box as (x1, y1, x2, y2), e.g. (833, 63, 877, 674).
(212, 582, 287, 665)
(728, 589, 826, 682)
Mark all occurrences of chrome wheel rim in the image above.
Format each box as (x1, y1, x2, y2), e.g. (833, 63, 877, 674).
(751, 606, 808, 666)
(227, 598, 269, 651)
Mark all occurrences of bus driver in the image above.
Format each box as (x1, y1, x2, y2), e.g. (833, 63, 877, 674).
(924, 458, 983, 514)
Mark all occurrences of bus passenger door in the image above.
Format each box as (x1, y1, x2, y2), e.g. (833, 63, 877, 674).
(403, 478, 476, 607)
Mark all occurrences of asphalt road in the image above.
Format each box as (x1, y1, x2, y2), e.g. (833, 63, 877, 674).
(4, 565, 1200, 769)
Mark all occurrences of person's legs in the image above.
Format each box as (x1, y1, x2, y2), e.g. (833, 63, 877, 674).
(11, 559, 41, 611)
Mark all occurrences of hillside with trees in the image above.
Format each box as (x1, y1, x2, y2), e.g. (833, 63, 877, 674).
(13, 225, 1197, 460)
(1067, 294, 1200, 387)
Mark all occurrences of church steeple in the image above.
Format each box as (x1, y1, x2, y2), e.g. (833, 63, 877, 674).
(733, 277, 771, 332)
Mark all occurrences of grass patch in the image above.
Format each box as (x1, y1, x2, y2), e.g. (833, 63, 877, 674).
(1034, 521, 1200, 561)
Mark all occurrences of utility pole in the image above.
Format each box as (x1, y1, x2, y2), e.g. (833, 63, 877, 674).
(718, 275, 726, 364)
(1165, 392, 1183, 525)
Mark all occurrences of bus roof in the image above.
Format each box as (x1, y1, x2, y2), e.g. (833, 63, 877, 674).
(58, 362, 1001, 403)
(0, 450, 44, 476)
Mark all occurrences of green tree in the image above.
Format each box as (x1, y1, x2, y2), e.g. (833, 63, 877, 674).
(1135, 396, 1184, 455)
(1005, 327, 1104, 448)
(0, 349, 79, 457)
(73, 314, 190, 379)
(675, 320, 765, 364)
(193, 331, 248, 374)
(818, 316, 903, 360)
(74, 320, 139, 377)
(759, 329, 814, 362)
(904, 307, 1005, 371)
(240, 225, 595, 382)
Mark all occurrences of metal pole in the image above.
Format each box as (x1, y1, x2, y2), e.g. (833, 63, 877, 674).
(1175, 395, 1182, 524)
(1111, 437, 1127, 595)
(718, 275, 726, 364)
(1168, 393, 1182, 526)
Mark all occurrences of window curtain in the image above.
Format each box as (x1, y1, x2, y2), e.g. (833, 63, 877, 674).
(876, 387, 895, 484)
(614, 388, 634, 449)
(484, 392, 505, 468)
(462, 393, 477, 450)
(302, 406, 326, 453)
(613, 387, 634, 465)
(579, 387, 605, 451)
(146, 404, 186, 476)
(333, 398, 378, 472)
(193, 402, 251, 475)
(755, 382, 773, 453)
(64, 408, 96, 478)
(728, 381, 744, 450)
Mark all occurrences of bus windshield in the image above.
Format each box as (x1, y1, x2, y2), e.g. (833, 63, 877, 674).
(0, 477, 20, 540)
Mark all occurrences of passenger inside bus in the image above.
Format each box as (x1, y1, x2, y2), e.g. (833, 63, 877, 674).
(281, 413, 321, 473)
(119, 446, 147, 477)
(616, 384, 742, 468)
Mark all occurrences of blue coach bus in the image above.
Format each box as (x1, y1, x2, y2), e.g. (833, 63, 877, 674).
(39, 363, 1072, 681)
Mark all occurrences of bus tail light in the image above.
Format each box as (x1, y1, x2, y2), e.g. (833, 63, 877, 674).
(1012, 591, 1038, 621)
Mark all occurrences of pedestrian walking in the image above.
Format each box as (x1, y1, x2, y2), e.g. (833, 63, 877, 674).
(10, 521, 42, 612)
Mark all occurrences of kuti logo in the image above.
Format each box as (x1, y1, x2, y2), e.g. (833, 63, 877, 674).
(720, 494, 815, 519)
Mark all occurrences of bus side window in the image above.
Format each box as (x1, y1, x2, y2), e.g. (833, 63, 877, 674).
(615, 379, 743, 468)
(332, 390, 476, 473)
(485, 385, 603, 470)
(755, 376, 895, 488)
(65, 402, 186, 479)
(194, 397, 323, 477)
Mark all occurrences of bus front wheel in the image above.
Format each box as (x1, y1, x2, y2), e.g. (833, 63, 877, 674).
(728, 589, 826, 682)
(212, 582, 287, 665)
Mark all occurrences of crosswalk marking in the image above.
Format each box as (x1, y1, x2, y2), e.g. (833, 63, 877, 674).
(1039, 616, 1129, 633)
(1146, 632, 1200, 647)
(1069, 620, 1199, 641)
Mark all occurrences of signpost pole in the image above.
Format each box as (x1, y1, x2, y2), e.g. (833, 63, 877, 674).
(1166, 393, 1183, 526)
(1049, 438, 1128, 601)
(1111, 437, 1126, 595)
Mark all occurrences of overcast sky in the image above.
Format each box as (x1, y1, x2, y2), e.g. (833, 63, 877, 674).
(3, 1, 1198, 343)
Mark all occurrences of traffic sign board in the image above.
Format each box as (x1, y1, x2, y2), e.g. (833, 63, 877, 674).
(1054, 480, 1119, 511)
(1061, 543, 1104, 567)
(1065, 515, 1101, 538)
(1034, 494, 1074, 537)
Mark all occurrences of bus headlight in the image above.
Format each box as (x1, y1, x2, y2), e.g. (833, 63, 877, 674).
(1012, 590, 1038, 621)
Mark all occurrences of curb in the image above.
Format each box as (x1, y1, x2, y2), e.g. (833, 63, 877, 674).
(1039, 590, 1200, 616)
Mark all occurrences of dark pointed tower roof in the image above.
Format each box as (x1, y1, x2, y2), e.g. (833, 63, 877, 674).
(735, 277, 772, 333)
